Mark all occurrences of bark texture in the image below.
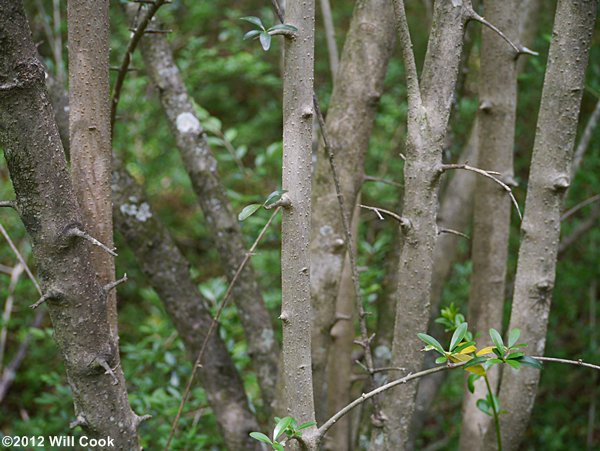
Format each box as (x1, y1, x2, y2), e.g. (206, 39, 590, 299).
(279, 0, 317, 445)
(135, 21, 279, 411)
(373, 1, 469, 449)
(459, 1, 518, 447)
(112, 166, 261, 451)
(0, 2, 141, 447)
(310, 0, 396, 422)
(67, 0, 117, 339)
(489, 1, 597, 449)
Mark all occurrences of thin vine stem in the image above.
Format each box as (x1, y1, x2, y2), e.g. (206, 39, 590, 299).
(484, 374, 502, 451)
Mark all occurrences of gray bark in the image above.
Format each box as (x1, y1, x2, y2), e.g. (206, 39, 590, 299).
(488, 1, 597, 449)
(112, 166, 261, 451)
(319, 0, 339, 78)
(459, 1, 519, 448)
(278, 1, 317, 447)
(136, 22, 279, 412)
(67, 0, 117, 340)
(374, 1, 470, 449)
(310, 0, 396, 422)
(0, 1, 141, 448)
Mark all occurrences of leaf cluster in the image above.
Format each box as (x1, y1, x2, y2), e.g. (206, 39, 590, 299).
(250, 416, 316, 450)
(241, 16, 298, 51)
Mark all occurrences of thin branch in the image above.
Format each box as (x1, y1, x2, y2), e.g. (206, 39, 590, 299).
(0, 309, 45, 403)
(0, 263, 24, 370)
(103, 273, 128, 293)
(66, 227, 118, 257)
(96, 358, 119, 385)
(532, 356, 600, 372)
(558, 205, 600, 256)
(317, 362, 465, 439)
(468, 10, 538, 57)
(363, 175, 403, 188)
(561, 193, 600, 221)
(29, 292, 53, 309)
(319, 0, 339, 78)
(111, 0, 169, 130)
(165, 207, 281, 450)
(360, 204, 410, 227)
(572, 97, 600, 179)
(441, 163, 522, 220)
(391, 0, 422, 108)
(0, 223, 42, 295)
(438, 227, 470, 240)
(371, 366, 407, 374)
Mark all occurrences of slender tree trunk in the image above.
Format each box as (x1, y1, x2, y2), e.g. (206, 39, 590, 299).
(459, 2, 518, 448)
(0, 2, 142, 447)
(319, 0, 339, 79)
(67, 0, 117, 339)
(134, 18, 279, 412)
(488, 1, 597, 449)
(324, 200, 360, 451)
(112, 166, 261, 450)
(278, 1, 317, 447)
(310, 0, 396, 422)
(374, 1, 469, 449)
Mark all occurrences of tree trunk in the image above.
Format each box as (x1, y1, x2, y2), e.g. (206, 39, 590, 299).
(135, 17, 279, 412)
(0, 2, 141, 447)
(67, 0, 117, 339)
(488, 1, 597, 449)
(310, 0, 396, 422)
(374, 1, 469, 449)
(459, 1, 519, 448)
(278, 0, 317, 446)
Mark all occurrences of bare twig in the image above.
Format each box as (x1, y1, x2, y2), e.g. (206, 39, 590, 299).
(103, 274, 128, 293)
(561, 193, 600, 221)
(572, 97, 600, 179)
(467, 10, 538, 57)
(319, 0, 339, 78)
(441, 163, 522, 220)
(0, 223, 41, 295)
(66, 227, 118, 257)
(363, 175, 403, 188)
(111, 0, 169, 130)
(558, 204, 600, 256)
(29, 292, 54, 309)
(0, 263, 24, 369)
(317, 362, 465, 439)
(360, 204, 410, 227)
(0, 309, 45, 402)
(437, 227, 470, 240)
(531, 356, 600, 372)
(165, 207, 281, 450)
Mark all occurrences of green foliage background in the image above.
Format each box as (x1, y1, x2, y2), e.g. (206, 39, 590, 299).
(0, 1, 598, 449)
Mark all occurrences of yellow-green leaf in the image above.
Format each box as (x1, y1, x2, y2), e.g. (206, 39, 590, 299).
(476, 346, 494, 357)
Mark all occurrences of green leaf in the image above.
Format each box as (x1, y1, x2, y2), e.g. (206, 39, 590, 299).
(492, 347, 503, 358)
(417, 333, 446, 355)
(435, 355, 448, 364)
(240, 16, 264, 29)
(260, 31, 272, 51)
(507, 352, 525, 360)
(454, 340, 476, 354)
(298, 421, 316, 430)
(506, 359, 521, 370)
(238, 204, 261, 221)
(508, 328, 521, 348)
(489, 328, 505, 352)
(273, 416, 293, 441)
(517, 355, 543, 370)
(450, 322, 468, 352)
(464, 356, 488, 369)
(476, 399, 492, 416)
(512, 343, 528, 349)
(268, 23, 299, 33)
(272, 442, 285, 451)
(467, 374, 481, 393)
(243, 29, 261, 40)
(249, 432, 272, 444)
(488, 358, 504, 365)
(264, 189, 288, 207)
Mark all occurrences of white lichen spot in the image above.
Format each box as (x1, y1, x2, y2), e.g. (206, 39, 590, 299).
(120, 201, 152, 222)
(260, 328, 275, 352)
(320, 225, 333, 236)
(176, 112, 201, 134)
